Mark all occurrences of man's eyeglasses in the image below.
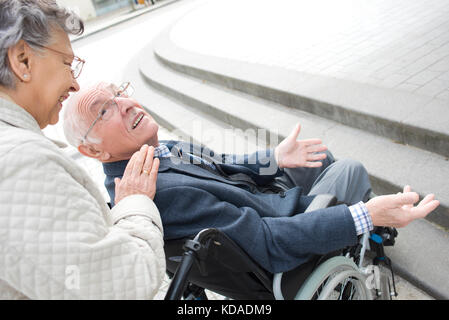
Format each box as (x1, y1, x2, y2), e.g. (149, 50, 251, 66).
(82, 82, 134, 143)
(27, 42, 85, 79)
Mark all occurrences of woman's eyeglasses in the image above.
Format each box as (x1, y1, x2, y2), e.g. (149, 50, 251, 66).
(27, 42, 85, 79)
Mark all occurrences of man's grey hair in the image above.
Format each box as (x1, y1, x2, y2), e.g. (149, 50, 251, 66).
(0, 0, 84, 89)
(63, 88, 102, 148)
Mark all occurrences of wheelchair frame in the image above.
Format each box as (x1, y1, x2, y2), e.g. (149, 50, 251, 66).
(164, 194, 398, 300)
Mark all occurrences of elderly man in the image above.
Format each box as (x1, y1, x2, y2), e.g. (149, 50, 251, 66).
(63, 82, 440, 274)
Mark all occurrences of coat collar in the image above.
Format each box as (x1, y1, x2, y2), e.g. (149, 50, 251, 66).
(0, 97, 67, 148)
(0, 96, 42, 134)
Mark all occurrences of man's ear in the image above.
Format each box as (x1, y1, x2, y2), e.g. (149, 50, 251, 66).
(7, 40, 33, 83)
(78, 144, 111, 161)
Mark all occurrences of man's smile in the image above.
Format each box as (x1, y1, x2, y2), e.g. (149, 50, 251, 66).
(132, 113, 144, 129)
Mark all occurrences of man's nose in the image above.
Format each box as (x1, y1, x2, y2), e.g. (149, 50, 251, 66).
(118, 99, 133, 115)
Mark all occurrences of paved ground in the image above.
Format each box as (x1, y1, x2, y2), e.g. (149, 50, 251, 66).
(170, 0, 449, 101)
(42, 0, 440, 299)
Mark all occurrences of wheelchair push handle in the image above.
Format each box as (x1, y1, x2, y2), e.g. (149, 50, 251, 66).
(164, 250, 196, 300)
(165, 236, 211, 300)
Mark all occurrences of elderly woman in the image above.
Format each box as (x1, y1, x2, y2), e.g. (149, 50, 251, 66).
(0, 1, 165, 299)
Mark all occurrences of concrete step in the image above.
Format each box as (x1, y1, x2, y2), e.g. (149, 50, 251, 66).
(152, 26, 449, 160)
(124, 43, 449, 299)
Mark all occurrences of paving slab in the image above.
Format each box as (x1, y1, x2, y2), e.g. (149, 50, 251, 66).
(170, 0, 449, 100)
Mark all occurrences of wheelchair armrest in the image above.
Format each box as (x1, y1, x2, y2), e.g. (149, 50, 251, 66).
(305, 194, 338, 213)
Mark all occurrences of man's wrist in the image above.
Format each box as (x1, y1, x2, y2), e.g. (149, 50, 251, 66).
(349, 201, 374, 235)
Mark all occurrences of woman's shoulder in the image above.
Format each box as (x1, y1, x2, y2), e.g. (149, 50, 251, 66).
(0, 123, 61, 154)
(0, 124, 109, 212)
(0, 125, 77, 179)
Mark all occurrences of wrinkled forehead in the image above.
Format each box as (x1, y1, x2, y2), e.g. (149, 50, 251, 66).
(78, 83, 118, 113)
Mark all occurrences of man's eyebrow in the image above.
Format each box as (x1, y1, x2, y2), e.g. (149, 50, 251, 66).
(88, 96, 108, 112)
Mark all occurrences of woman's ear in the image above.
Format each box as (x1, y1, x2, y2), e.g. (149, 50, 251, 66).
(7, 40, 32, 83)
(78, 144, 111, 161)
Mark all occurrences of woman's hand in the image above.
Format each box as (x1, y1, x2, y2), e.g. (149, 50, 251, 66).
(114, 144, 160, 204)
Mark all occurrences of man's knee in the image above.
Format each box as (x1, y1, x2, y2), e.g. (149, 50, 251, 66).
(322, 150, 335, 167)
(336, 159, 371, 192)
(335, 159, 367, 175)
(308, 158, 372, 204)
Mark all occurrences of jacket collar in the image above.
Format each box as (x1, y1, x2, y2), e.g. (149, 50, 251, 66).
(0, 97, 68, 148)
(102, 159, 129, 176)
(102, 141, 217, 177)
(102, 140, 239, 187)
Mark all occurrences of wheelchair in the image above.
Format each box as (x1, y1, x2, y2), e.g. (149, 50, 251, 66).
(163, 194, 399, 300)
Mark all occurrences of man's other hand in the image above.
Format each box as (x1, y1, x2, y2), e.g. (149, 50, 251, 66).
(366, 186, 440, 228)
(274, 123, 328, 169)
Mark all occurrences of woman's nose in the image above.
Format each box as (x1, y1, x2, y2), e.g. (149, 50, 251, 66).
(70, 77, 81, 92)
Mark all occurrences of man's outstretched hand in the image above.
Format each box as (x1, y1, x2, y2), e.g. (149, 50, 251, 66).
(366, 185, 440, 228)
(274, 123, 328, 169)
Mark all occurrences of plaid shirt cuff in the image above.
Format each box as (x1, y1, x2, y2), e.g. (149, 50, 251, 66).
(349, 201, 374, 236)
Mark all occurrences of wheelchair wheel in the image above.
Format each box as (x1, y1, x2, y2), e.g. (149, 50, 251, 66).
(295, 256, 373, 300)
(373, 266, 393, 300)
(316, 269, 371, 300)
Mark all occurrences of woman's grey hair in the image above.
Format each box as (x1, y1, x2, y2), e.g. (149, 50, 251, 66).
(0, 0, 84, 88)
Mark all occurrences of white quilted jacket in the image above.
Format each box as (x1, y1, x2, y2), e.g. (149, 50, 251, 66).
(0, 97, 166, 299)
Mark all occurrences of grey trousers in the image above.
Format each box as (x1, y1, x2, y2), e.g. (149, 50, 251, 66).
(273, 151, 372, 205)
